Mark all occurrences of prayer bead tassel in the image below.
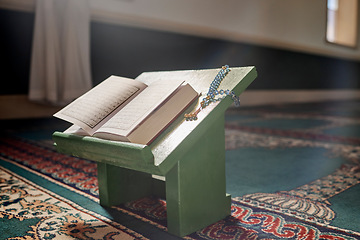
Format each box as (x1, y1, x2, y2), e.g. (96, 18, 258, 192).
(184, 65, 240, 121)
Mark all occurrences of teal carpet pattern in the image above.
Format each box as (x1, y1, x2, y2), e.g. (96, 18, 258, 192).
(1, 100, 360, 239)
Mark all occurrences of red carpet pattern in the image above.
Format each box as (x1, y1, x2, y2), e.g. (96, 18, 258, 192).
(0, 163, 146, 239)
(1, 99, 360, 240)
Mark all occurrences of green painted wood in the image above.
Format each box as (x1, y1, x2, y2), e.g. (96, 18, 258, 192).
(53, 67, 257, 176)
(52, 66, 257, 237)
(165, 114, 231, 236)
(52, 132, 160, 175)
(154, 94, 233, 175)
(97, 162, 154, 206)
(147, 66, 258, 174)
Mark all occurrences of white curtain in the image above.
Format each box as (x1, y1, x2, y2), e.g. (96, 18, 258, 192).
(29, 0, 92, 105)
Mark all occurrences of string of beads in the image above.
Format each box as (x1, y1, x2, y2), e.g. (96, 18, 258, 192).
(184, 65, 240, 121)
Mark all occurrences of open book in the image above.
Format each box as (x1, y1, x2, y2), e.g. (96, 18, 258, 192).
(54, 75, 198, 145)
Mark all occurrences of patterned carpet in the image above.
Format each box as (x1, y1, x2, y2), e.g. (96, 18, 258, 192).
(1, 100, 360, 239)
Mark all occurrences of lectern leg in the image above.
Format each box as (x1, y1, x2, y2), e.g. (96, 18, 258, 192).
(165, 116, 231, 236)
(97, 162, 153, 207)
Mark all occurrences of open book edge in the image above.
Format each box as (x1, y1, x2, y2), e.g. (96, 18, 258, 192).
(58, 77, 199, 145)
(94, 83, 198, 144)
(95, 78, 186, 138)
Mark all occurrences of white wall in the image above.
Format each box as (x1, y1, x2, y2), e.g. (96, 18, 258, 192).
(91, 0, 360, 61)
(1, 0, 359, 60)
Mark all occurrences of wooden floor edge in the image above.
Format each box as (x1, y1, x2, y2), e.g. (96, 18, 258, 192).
(0, 94, 62, 119)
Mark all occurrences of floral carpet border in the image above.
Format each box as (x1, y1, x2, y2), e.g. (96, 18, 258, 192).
(1, 135, 360, 239)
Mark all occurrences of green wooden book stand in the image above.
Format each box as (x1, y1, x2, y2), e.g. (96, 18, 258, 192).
(52, 66, 257, 237)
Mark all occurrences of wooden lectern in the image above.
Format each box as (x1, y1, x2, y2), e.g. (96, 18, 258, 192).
(53, 66, 257, 236)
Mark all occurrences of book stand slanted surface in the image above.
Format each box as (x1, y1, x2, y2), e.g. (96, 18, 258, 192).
(52, 66, 257, 237)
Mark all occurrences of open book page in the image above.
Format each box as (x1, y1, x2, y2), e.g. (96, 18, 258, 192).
(54, 76, 147, 135)
(95, 79, 185, 138)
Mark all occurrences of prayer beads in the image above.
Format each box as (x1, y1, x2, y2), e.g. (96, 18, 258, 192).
(185, 65, 240, 121)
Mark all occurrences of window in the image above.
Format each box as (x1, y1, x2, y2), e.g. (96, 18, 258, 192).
(326, 0, 359, 48)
